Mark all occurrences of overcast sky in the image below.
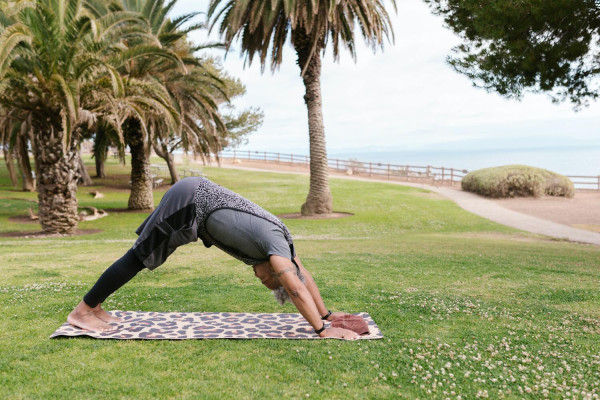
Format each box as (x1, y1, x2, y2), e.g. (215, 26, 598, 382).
(174, 0, 600, 156)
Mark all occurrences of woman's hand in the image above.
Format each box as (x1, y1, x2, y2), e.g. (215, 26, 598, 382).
(318, 327, 359, 340)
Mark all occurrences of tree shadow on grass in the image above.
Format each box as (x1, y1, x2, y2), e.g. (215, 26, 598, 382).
(0, 229, 103, 238)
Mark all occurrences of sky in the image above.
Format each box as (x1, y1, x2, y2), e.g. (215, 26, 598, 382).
(173, 0, 600, 158)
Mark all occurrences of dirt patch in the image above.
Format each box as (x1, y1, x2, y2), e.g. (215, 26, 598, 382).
(493, 192, 600, 229)
(8, 215, 39, 224)
(2, 197, 38, 203)
(0, 229, 103, 238)
(573, 224, 600, 233)
(278, 212, 354, 220)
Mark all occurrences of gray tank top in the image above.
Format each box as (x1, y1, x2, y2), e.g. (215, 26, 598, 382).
(194, 177, 295, 265)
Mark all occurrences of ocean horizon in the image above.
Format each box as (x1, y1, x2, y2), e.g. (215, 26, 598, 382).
(326, 146, 600, 177)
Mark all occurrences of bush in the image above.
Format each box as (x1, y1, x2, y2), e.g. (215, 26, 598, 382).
(461, 165, 575, 198)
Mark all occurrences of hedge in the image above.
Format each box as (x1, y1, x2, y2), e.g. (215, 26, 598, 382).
(461, 164, 575, 198)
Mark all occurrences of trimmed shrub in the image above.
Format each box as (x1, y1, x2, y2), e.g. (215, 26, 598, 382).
(461, 165, 575, 198)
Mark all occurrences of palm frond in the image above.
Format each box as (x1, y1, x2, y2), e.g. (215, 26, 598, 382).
(0, 23, 32, 78)
(3, 0, 36, 18)
(50, 73, 79, 148)
(208, 0, 396, 71)
(113, 44, 185, 70)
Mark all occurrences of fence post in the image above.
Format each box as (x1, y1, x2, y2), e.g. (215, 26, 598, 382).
(598, 175, 600, 191)
(450, 169, 454, 186)
(405, 165, 409, 181)
(369, 162, 372, 176)
(277, 153, 280, 164)
(441, 167, 445, 185)
(387, 164, 390, 179)
(264, 151, 267, 162)
(291, 153, 293, 165)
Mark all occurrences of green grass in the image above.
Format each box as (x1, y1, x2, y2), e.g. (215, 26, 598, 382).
(1, 157, 599, 399)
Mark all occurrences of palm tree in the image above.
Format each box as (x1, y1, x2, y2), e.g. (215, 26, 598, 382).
(150, 53, 230, 183)
(152, 54, 264, 184)
(114, 0, 198, 209)
(0, 0, 142, 233)
(114, 0, 239, 207)
(208, 0, 396, 215)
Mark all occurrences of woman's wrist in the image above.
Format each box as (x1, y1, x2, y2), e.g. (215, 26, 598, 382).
(315, 323, 326, 336)
(321, 310, 332, 320)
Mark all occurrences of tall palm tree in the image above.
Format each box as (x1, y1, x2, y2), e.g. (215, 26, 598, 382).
(208, 0, 396, 215)
(0, 0, 143, 233)
(114, 0, 196, 209)
(150, 52, 230, 183)
(151, 53, 263, 184)
(115, 0, 234, 208)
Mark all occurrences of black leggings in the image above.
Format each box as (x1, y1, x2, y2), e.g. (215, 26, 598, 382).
(83, 249, 145, 308)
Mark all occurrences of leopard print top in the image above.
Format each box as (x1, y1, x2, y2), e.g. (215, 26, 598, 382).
(193, 177, 294, 265)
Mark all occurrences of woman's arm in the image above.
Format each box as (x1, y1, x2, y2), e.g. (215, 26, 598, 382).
(293, 256, 329, 318)
(269, 255, 357, 339)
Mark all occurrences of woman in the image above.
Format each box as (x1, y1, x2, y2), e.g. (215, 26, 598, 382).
(68, 177, 358, 340)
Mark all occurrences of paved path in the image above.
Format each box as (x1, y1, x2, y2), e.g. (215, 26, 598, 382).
(421, 185, 600, 246)
(219, 164, 600, 246)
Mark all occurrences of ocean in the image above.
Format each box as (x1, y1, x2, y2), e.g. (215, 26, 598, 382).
(328, 147, 600, 177)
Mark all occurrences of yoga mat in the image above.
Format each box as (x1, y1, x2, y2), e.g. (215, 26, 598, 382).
(50, 311, 383, 340)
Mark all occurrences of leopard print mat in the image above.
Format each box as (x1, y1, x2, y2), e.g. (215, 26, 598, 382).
(50, 311, 383, 340)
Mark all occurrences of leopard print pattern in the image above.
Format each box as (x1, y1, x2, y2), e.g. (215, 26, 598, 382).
(193, 177, 294, 265)
(50, 312, 383, 340)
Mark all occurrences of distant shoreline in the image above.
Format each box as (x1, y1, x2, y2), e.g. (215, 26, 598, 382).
(211, 150, 600, 191)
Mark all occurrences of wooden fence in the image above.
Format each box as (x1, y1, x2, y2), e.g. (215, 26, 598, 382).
(220, 150, 468, 186)
(219, 150, 600, 191)
(568, 175, 600, 191)
(150, 164, 205, 179)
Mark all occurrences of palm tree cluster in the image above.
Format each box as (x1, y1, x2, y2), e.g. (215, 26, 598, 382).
(0, 0, 260, 233)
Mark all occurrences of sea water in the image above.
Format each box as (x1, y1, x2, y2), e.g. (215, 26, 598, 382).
(329, 147, 600, 177)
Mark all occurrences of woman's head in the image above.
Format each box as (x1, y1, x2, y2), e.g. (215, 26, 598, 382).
(252, 261, 306, 305)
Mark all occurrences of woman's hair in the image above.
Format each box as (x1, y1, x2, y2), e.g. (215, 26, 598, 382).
(273, 266, 306, 305)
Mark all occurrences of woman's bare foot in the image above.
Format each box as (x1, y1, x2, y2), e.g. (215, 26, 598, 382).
(92, 304, 122, 324)
(67, 300, 116, 332)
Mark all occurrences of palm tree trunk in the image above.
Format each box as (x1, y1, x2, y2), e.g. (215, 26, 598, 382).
(31, 125, 80, 234)
(2, 145, 18, 187)
(92, 127, 109, 178)
(124, 118, 154, 210)
(77, 151, 93, 186)
(294, 34, 333, 216)
(1, 125, 18, 186)
(93, 143, 107, 178)
(152, 141, 179, 184)
(95, 154, 106, 178)
(16, 133, 35, 192)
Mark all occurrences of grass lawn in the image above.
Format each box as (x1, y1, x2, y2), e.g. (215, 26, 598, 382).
(1, 158, 599, 399)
